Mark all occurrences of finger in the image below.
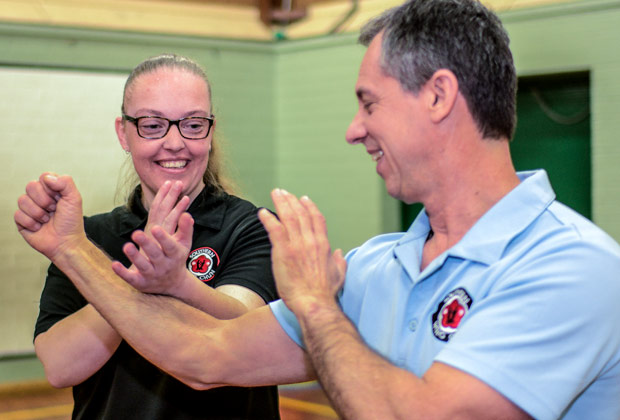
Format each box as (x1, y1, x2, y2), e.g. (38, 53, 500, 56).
(14, 208, 42, 232)
(147, 181, 173, 230)
(283, 190, 315, 237)
(16, 194, 51, 225)
(270, 189, 312, 238)
(174, 212, 195, 249)
(25, 180, 57, 213)
(333, 248, 348, 278)
(156, 181, 183, 223)
(40, 174, 84, 216)
(258, 207, 288, 245)
(162, 195, 191, 233)
(151, 225, 186, 258)
(148, 181, 187, 234)
(40, 173, 76, 199)
(111, 260, 145, 290)
(122, 239, 157, 277)
(149, 180, 173, 218)
(131, 230, 165, 263)
(300, 195, 328, 237)
(37, 172, 61, 200)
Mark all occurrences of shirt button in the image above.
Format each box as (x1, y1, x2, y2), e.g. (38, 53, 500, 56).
(408, 319, 418, 332)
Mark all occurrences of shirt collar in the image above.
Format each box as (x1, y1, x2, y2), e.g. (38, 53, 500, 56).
(397, 170, 556, 269)
(450, 170, 556, 265)
(188, 184, 227, 229)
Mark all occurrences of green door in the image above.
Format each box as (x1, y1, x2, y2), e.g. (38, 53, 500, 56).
(511, 72, 591, 219)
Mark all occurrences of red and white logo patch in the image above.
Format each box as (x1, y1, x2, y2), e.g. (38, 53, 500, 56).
(431, 288, 473, 342)
(187, 247, 220, 282)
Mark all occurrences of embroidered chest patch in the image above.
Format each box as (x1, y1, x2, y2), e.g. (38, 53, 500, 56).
(187, 247, 220, 282)
(431, 287, 473, 342)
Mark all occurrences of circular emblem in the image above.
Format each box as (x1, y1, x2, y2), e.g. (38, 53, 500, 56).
(431, 288, 473, 342)
(187, 247, 220, 282)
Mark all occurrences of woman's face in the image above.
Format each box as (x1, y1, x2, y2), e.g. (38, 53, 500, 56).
(116, 68, 214, 208)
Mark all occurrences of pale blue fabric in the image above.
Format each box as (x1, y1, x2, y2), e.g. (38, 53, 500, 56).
(270, 170, 620, 419)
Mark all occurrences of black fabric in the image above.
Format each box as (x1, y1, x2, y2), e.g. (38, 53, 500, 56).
(35, 185, 280, 419)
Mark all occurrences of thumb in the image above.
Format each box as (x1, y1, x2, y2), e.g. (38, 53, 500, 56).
(333, 248, 347, 279)
(176, 212, 195, 248)
(40, 174, 81, 203)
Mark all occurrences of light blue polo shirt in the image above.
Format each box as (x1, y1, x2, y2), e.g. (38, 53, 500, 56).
(270, 170, 620, 420)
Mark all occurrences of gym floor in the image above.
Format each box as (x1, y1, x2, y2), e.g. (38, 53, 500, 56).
(0, 380, 337, 420)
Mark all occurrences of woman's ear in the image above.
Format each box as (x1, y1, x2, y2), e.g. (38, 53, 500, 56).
(115, 116, 130, 152)
(427, 69, 459, 124)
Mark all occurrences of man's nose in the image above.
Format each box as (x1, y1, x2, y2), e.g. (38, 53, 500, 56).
(345, 111, 366, 145)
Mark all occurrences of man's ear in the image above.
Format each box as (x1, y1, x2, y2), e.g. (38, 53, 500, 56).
(426, 69, 459, 123)
(115, 117, 130, 152)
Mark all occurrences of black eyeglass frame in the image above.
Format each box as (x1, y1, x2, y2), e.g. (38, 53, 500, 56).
(122, 114, 215, 140)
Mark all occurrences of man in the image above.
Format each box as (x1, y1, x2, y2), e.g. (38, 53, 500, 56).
(15, 1, 620, 419)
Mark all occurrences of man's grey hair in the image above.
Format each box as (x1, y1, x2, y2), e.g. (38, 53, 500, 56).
(359, 0, 517, 140)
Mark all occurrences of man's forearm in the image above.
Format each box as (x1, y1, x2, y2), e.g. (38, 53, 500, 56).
(296, 299, 532, 420)
(52, 235, 226, 388)
(296, 300, 426, 420)
(51, 235, 313, 390)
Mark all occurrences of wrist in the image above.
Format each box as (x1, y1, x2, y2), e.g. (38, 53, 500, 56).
(50, 233, 91, 264)
(166, 270, 202, 300)
(289, 293, 342, 326)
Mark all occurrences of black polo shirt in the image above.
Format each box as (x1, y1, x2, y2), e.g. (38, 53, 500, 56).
(35, 185, 280, 419)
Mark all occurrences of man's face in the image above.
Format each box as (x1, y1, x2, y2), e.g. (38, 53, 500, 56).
(346, 34, 436, 204)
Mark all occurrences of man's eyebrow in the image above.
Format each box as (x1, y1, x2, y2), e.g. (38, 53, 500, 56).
(356, 87, 375, 101)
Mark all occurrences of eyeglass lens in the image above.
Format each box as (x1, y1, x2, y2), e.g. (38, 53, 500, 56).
(137, 117, 210, 139)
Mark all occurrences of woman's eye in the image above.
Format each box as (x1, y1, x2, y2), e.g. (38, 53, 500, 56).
(181, 121, 206, 133)
(139, 119, 166, 132)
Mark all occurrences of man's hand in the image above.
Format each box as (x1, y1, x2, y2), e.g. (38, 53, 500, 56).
(112, 181, 194, 295)
(15, 173, 86, 260)
(258, 189, 347, 315)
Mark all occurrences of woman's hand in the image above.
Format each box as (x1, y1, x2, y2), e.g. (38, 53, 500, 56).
(145, 180, 191, 236)
(112, 180, 194, 295)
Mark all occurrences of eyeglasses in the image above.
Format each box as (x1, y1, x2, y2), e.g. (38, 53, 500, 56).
(122, 114, 215, 140)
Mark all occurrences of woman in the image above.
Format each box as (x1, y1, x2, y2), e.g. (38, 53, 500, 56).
(33, 54, 280, 419)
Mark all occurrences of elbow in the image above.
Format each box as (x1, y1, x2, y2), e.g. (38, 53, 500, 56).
(164, 361, 223, 391)
(42, 363, 74, 389)
(184, 379, 220, 391)
(166, 353, 224, 391)
(164, 333, 232, 391)
(35, 345, 77, 388)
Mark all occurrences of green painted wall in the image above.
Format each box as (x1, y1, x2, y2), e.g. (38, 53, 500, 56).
(274, 36, 396, 253)
(503, 0, 620, 239)
(2, 0, 620, 383)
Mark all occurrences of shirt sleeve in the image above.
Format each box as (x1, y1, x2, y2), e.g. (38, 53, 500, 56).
(269, 300, 305, 348)
(34, 262, 88, 339)
(211, 212, 278, 304)
(268, 248, 360, 349)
